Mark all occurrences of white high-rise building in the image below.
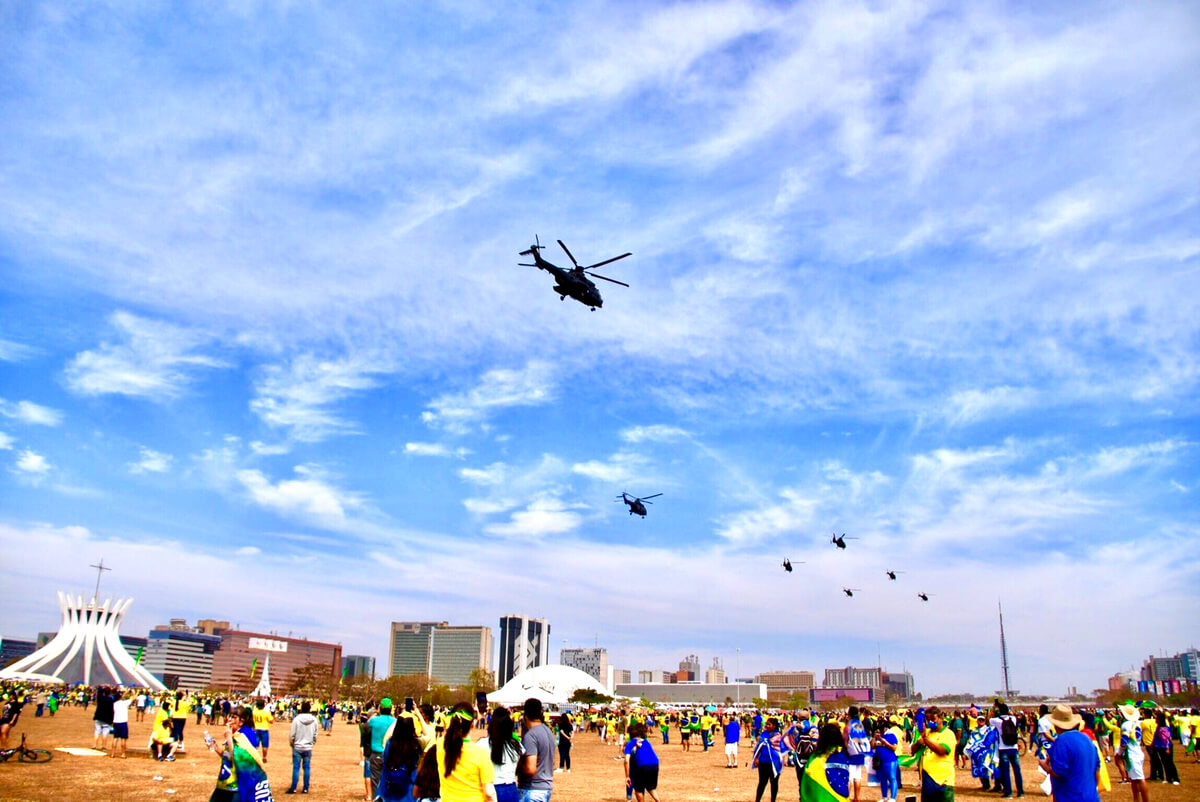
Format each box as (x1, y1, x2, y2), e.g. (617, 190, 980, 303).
(561, 646, 609, 688)
(498, 615, 550, 686)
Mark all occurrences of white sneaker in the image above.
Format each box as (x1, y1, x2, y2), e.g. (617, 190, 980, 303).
(554, 769, 562, 774)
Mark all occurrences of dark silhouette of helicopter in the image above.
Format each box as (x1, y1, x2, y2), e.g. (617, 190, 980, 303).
(618, 492, 661, 517)
(781, 558, 805, 572)
(918, 592, 933, 602)
(886, 570, 905, 580)
(831, 532, 858, 549)
(519, 237, 630, 310)
(842, 587, 862, 598)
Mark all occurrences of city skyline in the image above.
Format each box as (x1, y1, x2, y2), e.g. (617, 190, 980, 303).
(2, 2, 1198, 697)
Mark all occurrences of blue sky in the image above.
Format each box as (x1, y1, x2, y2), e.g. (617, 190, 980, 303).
(2, 0, 1198, 695)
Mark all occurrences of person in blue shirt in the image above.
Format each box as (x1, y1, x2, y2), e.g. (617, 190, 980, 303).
(872, 722, 901, 802)
(724, 714, 741, 768)
(752, 717, 783, 802)
(1039, 705, 1100, 802)
(624, 723, 660, 802)
(843, 707, 872, 802)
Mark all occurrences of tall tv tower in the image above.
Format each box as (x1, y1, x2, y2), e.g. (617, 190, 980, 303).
(999, 600, 1012, 698)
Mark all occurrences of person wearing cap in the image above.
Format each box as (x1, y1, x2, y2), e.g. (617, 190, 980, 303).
(1118, 704, 1149, 802)
(1039, 705, 1100, 802)
(367, 699, 398, 798)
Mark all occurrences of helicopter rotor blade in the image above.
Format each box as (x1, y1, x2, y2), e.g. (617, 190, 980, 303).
(587, 272, 630, 287)
(557, 240, 580, 268)
(582, 252, 632, 270)
(640, 493, 663, 500)
(518, 263, 537, 267)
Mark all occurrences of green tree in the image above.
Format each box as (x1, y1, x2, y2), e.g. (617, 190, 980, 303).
(288, 662, 339, 699)
(784, 692, 809, 710)
(569, 688, 614, 705)
(467, 668, 496, 693)
(752, 697, 769, 708)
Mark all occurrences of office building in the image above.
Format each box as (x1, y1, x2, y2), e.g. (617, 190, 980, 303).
(882, 671, 914, 699)
(755, 670, 815, 703)
(823, 665, 882, 690)
(678, 653, 700, 681)
(342, 655, 376, 679)
(615, 681, 767, 705)
(811, 686, 875, 703)
(498, 614, 550, 685)
(705, 657, 726, 685)
(210, 629, 342, 694)
(0, 638, 37, 666)
(143, 628, 223, 691)
(639, 669, 668, 683)
(561, 647, 609, 686)
(612, 668, 632, 685)
(388, 621, 492, 688)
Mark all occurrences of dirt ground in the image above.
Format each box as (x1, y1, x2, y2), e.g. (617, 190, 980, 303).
(0, 706, 1196, 801)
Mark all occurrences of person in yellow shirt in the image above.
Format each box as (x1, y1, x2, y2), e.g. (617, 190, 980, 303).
(253, 699, 274, 763)
(918, 706, 957, 802)
(437, 704, 497, 802)
(171, 692, 192, 751)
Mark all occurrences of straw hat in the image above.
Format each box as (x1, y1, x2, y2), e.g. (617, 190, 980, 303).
(1118, 704, 1139, 722)
(1048, 704, 1082, 731)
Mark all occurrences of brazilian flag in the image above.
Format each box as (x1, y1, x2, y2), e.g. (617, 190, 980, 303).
(249, 658, 258, 678)
(800, 751, 850, 802)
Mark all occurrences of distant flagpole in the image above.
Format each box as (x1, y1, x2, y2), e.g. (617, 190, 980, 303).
(999, 600, 1012, 698)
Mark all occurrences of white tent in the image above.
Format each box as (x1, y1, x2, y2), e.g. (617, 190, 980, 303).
(487, 664, 611, 707)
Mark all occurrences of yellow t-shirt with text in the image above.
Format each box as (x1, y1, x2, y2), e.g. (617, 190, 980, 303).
(252, 707, 274, 730)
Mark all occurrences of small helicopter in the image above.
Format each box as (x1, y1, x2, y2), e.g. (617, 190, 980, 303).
(886, 570, 905, 581)
(781, 558, 805, 573)
(918, 592, 933, 602)
(842, 587, 862, 598)
(519, 236, 631, 310)
(618, 492, 662, 517)
(831, 532, 858, 550)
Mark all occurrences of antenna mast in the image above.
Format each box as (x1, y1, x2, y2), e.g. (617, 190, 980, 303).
(999, 600, 1012, 698)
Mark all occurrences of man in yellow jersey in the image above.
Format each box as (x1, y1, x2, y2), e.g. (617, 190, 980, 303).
(253, 698, 275, 763)
(918, 706, 957, 802)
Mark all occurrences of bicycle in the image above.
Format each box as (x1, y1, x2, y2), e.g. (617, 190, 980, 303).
(0, 734, 53, 763)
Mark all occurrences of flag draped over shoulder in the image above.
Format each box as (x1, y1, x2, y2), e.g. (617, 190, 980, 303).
(897, 745, 925, 768)
(232, 732, 273, 802)
(753, 731, 784, 777)
(964, 725, 999, 780)
(801, 750, 850, 802)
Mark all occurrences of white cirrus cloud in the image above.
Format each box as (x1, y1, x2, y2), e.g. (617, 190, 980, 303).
(128, 446, 173, 474)
(404, 442, 470, 458)
(250, 353, 390, 443)
(483, 495, 585, 538)
(14, 449, 51, 480)
(0, 431, 12, 450)
(571, 452, 652, 485)
(422, 361, 556, 434)
(459, 462, 507, 486)
(64, 311, 226, 401)
(716, 487, 819, 545)
(236, 546, 262, 556)
(0, 398, 64, 426)
(0, 339, 38, 361)
(620, 424, 690, 443)
(942, 386, 1038, 426)
(236, 464, 364, 528)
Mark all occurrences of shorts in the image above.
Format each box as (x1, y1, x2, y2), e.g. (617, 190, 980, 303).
(631, 765, 659, 793)
(363, 757, 372, 778)
(681, 731, 691, 740)
(847, 764, 863, 782)
(113, 722, 129, 739)
(256, 729, 270, 748)
(94, 721, 113, 736)
(1126, 753, 1145, 781)
(725, 743, 739, 757)
(518, 790, 552, 802)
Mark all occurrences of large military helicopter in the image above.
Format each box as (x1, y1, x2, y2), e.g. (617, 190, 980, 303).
(519, 237, 631, 310)
(781, 558, 805, 573)
(842, 587, 862, 598)
(617, 492, 661, 517)
(886, 570, 905, 581)
(831, 532, 858, 550)
(918, 592, 933, 602)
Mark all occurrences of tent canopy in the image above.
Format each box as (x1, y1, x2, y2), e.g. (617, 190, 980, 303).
(487, 665, 610, 707)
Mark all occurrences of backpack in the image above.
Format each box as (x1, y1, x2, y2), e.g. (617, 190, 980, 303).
(1000, 716, 1018, 746)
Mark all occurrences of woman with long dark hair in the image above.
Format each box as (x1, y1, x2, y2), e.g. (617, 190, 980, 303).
(1153, 711, 1180, 785)
(752, 717, 784, 802)
(557, 712, 573, 773)
(436, 701, 497, 802)
(378, 716, 422, 801)
(479, 707, 521, 802)
(800, 723, 851, 802)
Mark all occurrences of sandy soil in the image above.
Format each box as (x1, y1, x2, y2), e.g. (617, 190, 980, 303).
(0, 706, 1195, 801)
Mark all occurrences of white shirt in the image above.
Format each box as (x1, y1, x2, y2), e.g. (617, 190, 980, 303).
(112, 699, 132, 725)
(477, 735, 519, 785)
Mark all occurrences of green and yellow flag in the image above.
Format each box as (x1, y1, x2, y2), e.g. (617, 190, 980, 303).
(135, 646, 144, 664)
(799, 752, 850, 802)
(897, 745, 925, 769)
(249, 658, 258, 678)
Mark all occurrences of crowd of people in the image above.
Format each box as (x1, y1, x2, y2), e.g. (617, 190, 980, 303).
(1, 677, 1197, 802)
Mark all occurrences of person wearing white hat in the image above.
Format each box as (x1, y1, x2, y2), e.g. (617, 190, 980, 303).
(1118, 704, 1149, 802)
(1038, 705, 1099, 802)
